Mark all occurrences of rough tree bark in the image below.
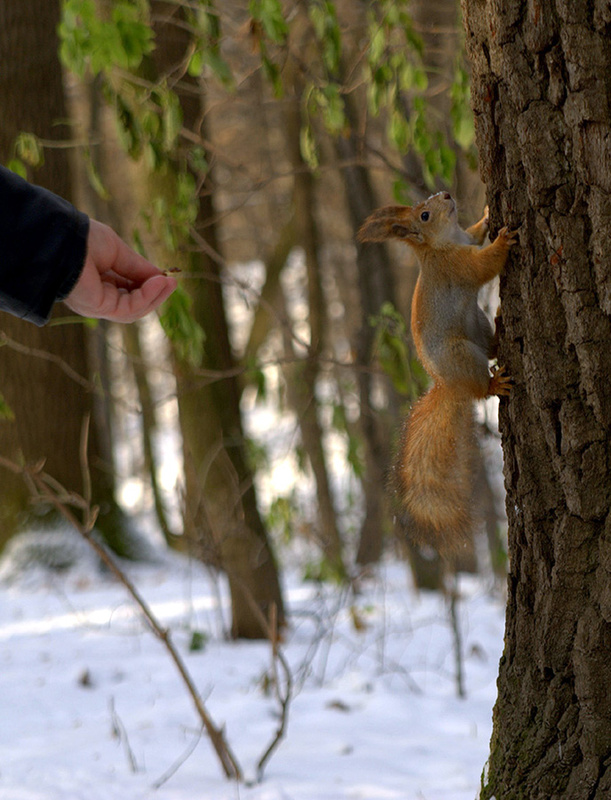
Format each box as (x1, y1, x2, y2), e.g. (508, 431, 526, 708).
(461, 1, 611, 797)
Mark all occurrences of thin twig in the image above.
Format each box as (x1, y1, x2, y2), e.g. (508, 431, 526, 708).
(234, 586, 294, 783)
(255, 603, 293, 783)
(80, 415, 93, 513)
(448, 576, 466, 700)
(109, 697, 140, 773)
(0, 330, 97, 393)
(0, 454, 243, 782)
(151, 725, 204, 789)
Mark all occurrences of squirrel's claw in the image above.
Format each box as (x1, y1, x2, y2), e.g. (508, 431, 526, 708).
(488, 365, 512, 397)
(497, 226, 519, 247)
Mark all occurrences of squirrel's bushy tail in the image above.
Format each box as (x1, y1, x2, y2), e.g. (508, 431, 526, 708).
(391, 383, 477, 551)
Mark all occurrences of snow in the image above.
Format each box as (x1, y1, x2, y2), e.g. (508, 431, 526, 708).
(0, 546, 506, 800)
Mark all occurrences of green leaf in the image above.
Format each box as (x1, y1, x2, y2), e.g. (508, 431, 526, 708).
(159, 87, 183, 152)
(331, 401, 347, 433)
(266, 495, 297, 543)
(370, 302, 415, 396)
(59, 0, 153, 77)
(6, 158, 27, 179)
(346, 433, 364, 479)
(413, 67, 428, 91)
(187, 49, 204, 77)
(303, 556, 346, 585)
(189, 630, 208, 652)
(207, 50, 234, 88)
(261, 53, 283, 98)
(113, 93, 143, 159)
(249, 0, 288, 44)
(453, 113, 475, 151)
(392, 177, 410, 204)
(58, 0, 97, 75)
(15, 133, 44, 168)
(131, 228, 146, 257)
(83, 149, 110, 200)
(387, 109, 409, 153)
(439, 144, 457, 184)
(247, 364, 267, 401)
(450, 66, 475, 150)
(322, 83, 345, 133)
(0, 391, 15, 422)
(197, 1, 222, 40)
(158, 284, 206, 368)
(188, 147, 209, 176)
(245, 438, 269, 476)
(308, 83, 345, 136)
(172, 172, 198, 231)
(300, 123, 319, 169)
(368, 26, 386, 67)
(111, 3, 154, 68)
(309, 1, 342, 74)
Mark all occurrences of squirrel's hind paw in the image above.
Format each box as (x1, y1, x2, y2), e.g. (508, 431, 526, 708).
(488, 365, 512, 397)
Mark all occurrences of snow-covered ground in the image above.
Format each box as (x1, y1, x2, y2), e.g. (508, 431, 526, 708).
(0, 543, 506, 800)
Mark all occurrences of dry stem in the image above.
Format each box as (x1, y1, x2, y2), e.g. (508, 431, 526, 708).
(0, 453, 243, 782)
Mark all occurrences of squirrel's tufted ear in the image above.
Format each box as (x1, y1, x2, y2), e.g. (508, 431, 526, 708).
(357, 205, 422, 244)
(390, 223, 424, 244)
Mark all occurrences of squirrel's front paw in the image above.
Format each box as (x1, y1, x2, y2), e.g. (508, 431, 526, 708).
(488, 365, 512, 397)
(497, 226, 519, 248)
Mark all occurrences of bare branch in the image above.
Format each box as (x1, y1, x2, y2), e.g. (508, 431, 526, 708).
(109, 697, 140, 774)
(0, 453, 243, 782)
(230, 583, 293, 783)
(255, 602, 293, 783)
(0, 330, 96, 393)
(151, 724, 204, 789)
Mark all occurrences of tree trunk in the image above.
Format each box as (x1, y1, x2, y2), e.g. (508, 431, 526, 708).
(461, 1, 611, 796)
(122, 323, 175, 544)
(280, 72, 345, 577)
(150, 2, 284, 638)
(0, 0, 122, 552)
(335, 94, 398, 568)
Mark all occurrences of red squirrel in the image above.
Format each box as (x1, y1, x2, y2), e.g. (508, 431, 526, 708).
(358, 191, 518, 550)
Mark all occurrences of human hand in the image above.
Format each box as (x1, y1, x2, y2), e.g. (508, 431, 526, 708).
(64, 220, 177, 322)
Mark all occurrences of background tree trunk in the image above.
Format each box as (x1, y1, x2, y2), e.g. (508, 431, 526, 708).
(0, 0, 126, 554)
(281, 69, 345, 577)
(462, 1, 611, 796)
(336, 97, 397, 568)
(150, 2, 284, 638)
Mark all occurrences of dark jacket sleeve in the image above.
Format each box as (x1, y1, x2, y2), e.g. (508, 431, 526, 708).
(0, 165, 90, 326)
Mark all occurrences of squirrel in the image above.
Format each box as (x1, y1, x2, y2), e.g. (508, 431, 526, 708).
(358, 191, 518, 551)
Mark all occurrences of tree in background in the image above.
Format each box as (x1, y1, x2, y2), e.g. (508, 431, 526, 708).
(0, 0, 137, 557)
(151, 0, 285, 638)
(462, 1, 611, 796)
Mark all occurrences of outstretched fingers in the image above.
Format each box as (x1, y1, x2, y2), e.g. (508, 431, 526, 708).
(65, 220, 177, 322)
(97, 273, 177, 323)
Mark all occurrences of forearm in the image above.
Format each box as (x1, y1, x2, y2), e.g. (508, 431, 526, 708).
(0, 165, 89, 326)
(465, 207, 489, 245)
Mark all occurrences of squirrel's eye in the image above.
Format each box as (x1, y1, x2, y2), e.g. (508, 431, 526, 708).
(420, 211, 430, 222)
